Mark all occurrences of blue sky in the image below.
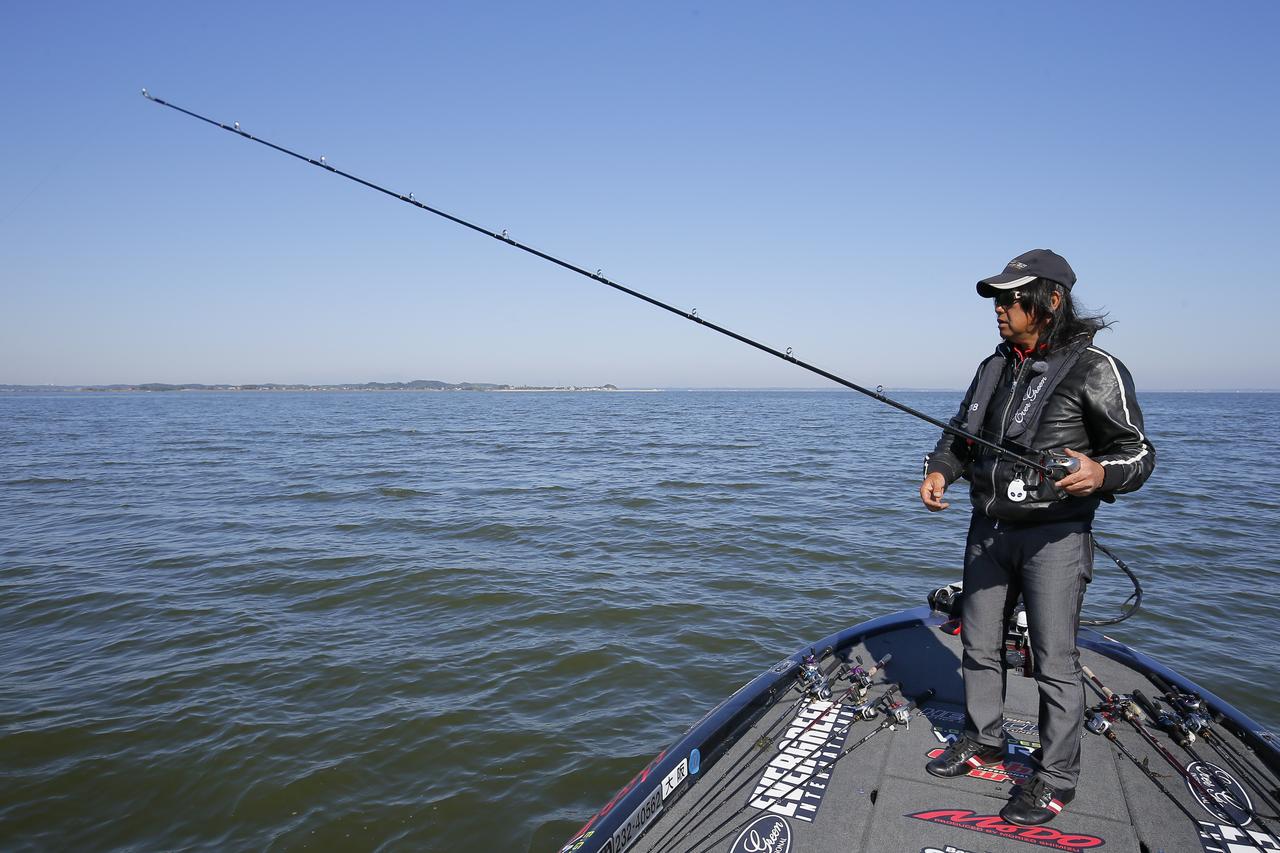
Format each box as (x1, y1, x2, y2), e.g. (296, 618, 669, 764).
(3, 2, 1277, 389)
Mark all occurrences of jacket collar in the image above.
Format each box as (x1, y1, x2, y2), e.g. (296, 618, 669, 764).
(995, 332, 1091, 362)
(996, 341, 1049, 363)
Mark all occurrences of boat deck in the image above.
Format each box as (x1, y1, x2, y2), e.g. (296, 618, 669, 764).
(621, 618, 1280, 853)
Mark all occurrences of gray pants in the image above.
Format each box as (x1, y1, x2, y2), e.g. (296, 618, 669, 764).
(961, 512, 1092, 789)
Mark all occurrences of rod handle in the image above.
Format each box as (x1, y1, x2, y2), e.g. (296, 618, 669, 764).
(1148, 671, 1176, 697)
(1132, 689, 1161, 722)
(1081, 665, 1114, 699)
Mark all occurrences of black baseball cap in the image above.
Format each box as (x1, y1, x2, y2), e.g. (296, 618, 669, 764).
(977, 249, 1077, 297)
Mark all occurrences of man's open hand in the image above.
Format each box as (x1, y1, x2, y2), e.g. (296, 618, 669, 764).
(920, 471, 950, 511)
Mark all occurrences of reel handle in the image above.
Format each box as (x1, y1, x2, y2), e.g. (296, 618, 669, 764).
(1045, 451, 1081, 481)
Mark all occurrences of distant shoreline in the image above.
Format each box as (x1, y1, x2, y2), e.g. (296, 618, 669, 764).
(0, 381, 624, 394)
(1, 385, 1275, 395)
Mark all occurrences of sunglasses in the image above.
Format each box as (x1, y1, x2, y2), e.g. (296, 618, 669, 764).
(992, 289, 1028, 308)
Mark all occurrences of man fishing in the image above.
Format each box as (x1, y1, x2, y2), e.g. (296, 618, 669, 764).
(918, 249, 1154, 825)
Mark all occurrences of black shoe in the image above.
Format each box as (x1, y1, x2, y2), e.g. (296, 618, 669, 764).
(1001, 775, 1076, 825)
(926, 736, 1006, 778)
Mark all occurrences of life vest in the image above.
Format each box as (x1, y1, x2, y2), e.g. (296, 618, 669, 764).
(962, 335, 1093, 452)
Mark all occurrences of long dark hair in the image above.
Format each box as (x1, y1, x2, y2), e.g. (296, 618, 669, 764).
(1016, 278, 1111, 351)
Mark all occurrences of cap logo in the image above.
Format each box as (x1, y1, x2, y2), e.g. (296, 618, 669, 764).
(1008, 260, 1028, 270)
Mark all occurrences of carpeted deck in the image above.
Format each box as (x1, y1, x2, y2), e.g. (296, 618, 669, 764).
(629, 621, 1279, 853)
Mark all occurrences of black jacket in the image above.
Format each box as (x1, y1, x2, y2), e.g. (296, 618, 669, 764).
(926, 339, 1155, 523)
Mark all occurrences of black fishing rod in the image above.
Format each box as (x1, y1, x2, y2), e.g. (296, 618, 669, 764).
(1202, 717, 1280, 807)
(1137, 684, 1280, 823)
(642, 648, 851, 853)
(139, 89, 1057, 478)
(1082, 667, 1270, 852)
(1203, 713, 1280, 820)
(777, 655, 892, 751)
(1148, 671, 1280, 794)
(653, 682, 903, 853)
(1204, 726, 1280, 808)
(1083, 707, 1204, 827)
(142, 90, 1146, 623)
(1133, 689, 1277, 836)
(847, 653, 894, 694)
(681, 687, 935, 853)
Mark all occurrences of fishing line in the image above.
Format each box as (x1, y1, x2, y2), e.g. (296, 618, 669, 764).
(140, 90, 1143, 618)
(0, 139, 87, 228)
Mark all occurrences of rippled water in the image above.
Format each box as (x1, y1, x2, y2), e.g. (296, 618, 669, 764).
(2, 390, 1277, 851)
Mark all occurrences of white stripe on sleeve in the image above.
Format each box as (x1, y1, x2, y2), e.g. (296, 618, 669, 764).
(1087, 347, 1149, 469)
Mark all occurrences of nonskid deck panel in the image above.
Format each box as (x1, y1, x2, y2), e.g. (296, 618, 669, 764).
(562, 609, 1280, 853)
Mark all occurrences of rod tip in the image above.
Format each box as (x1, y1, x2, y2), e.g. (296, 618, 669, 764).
(141, 88, 149, 98)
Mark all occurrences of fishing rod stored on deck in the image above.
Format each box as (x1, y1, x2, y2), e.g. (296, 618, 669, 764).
(643, 649, 882, 853)
(1082, 666, 1271, 853)
(777, 654, 891, 751)
(1083, 706, 1204, 827)
(1138, 677, 1280, 822)
(141, 90, 1142, 618)
(1133, 688, 1280, 838)
(1148, 670, 1280, 792)
(678, 687, 935, 853)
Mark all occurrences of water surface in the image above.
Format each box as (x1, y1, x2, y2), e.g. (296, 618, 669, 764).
(2, 390, 1277, 850)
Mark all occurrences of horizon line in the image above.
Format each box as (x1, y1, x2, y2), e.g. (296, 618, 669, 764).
(3, 382, 1278, 394)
